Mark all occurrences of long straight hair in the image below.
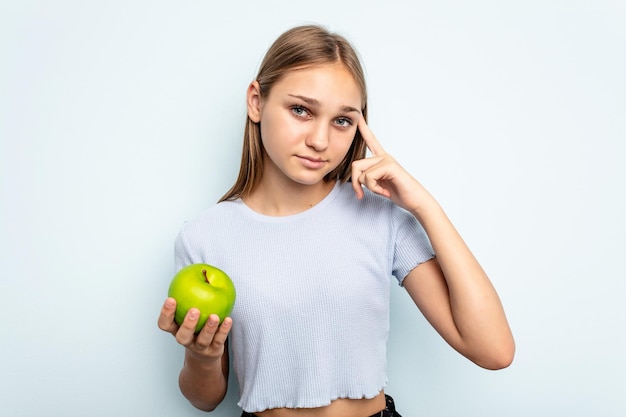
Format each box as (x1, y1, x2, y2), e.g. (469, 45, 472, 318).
(219, 25, 368, 202)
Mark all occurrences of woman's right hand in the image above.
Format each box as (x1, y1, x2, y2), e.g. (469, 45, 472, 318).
(157, 297, 233, 364)
(159, 297, 232, 410)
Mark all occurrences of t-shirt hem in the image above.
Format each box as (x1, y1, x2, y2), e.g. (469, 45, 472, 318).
(238, 384, 387, 413)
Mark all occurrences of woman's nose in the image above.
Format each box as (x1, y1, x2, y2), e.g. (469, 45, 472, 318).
(304, 122, 329, 151)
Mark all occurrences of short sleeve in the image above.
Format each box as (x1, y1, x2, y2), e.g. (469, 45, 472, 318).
(391, 207, 435, 285)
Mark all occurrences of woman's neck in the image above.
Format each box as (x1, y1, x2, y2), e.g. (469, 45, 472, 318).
(242, 177, 336, 217)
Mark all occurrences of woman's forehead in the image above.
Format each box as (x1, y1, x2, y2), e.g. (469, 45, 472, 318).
(268, 64, 364, 109)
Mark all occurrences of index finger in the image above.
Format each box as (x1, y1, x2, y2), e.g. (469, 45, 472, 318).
(358, 117, 385, 156)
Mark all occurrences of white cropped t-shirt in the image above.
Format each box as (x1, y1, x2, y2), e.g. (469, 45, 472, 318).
(174, 182, 434, 413)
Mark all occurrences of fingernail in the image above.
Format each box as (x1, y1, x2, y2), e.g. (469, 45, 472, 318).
(207, 314, 219, 326)
(188, 309, 198, 319)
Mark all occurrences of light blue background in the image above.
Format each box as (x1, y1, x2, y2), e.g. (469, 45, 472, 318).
(1, 1, 625, 416)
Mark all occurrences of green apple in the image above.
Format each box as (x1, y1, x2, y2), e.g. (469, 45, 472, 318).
(168, 263, 236, 333)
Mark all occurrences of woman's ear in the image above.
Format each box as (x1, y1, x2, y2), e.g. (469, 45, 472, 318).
(247, 81, 262, 123)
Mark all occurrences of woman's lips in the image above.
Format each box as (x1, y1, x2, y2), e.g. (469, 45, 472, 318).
(297, 155, 326, 169)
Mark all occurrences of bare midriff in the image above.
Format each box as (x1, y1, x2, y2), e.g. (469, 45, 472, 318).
(255, 391, 386, 417)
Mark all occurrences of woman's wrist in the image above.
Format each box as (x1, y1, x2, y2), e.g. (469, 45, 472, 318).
(184, 348, 223, 372)
(408, 192, 444, 225)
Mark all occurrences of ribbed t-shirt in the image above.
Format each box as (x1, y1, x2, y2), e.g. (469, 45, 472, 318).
(173, 181, 435, 413)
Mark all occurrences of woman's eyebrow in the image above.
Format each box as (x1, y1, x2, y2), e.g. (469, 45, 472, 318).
(288, 94, 319, 107)
(288, 94, 361, 114)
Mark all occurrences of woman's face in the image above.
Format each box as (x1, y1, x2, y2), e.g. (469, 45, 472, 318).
(248, 63, 363, 188)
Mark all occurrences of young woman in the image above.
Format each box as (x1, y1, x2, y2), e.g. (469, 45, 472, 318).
(158, 25, 515, 417)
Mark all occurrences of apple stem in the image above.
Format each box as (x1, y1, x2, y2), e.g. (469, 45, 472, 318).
(202, 269, 211, 285)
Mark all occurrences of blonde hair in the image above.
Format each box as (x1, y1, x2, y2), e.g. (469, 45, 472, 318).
(219, 25, 368, 202)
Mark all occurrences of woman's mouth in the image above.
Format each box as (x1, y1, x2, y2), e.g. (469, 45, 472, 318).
(297, 155, 326, 169)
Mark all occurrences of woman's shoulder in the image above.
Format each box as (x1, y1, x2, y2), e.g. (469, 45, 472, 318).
(335, 181, 397, 211)
(177, 200, 243, 236)
(334, 181, 421, 229)
(194, 198, 242, 219)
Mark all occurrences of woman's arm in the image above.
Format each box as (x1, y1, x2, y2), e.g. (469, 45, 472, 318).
(158, 298, 232, 411)
(402, 200, 514, 369)
(352, 118, 514, 369)
(179, 341, 230, 411)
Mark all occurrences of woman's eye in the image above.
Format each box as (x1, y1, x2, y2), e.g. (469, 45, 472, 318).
(291, 105, 309, 117)
(335, 117, 353, 127)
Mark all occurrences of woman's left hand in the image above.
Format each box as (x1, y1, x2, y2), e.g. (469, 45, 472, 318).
(351, 117, 431, 213)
